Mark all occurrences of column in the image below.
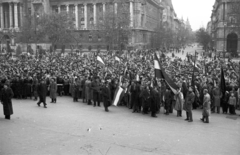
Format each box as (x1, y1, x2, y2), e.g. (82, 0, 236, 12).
(9, 3, 13, 28)
(66, 4, 69, 13)
(114, 3, 118, 14)
(31, 3, 34, 15)
(14, 3, 19, 29)
(58, 5, 61, 13)
(19, 4, 23, 27)
(75, 4, 78, 29)
(103, 3, 106, 14)
(93, 3, 96, 25)
(0, 4, 4, 29)
(84, 4, 87, 29)
(130, 1, 133, 27)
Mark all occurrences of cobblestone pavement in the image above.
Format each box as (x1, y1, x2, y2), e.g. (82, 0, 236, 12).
(0, 97, 239, 155)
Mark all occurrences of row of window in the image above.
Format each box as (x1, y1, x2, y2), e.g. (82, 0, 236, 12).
(53, 5, 104, 14)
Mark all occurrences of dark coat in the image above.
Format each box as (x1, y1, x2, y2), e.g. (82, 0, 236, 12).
(37, 83, 47, 98)
(101, 85, 111, 107)
(1, 87, 14, 116)
(184, 91, 195, 112)
(140, 88, 150, 108)
(150, 88, 158, 113)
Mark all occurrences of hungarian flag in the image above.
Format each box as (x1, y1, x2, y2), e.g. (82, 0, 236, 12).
(154, 53, 163, 78)
(136, 74, 140, 81)
(112, 86, 124, 106)
(154, 53, 178, 94)
(220, 67, 226, 97)
(115, 56, 121, 62)
(97, 56, 105, 65)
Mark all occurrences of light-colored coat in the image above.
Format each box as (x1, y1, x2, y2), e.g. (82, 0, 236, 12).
(50, 82, 57, 99)
(212, 87, 222, 107)
(174, 91, 184, 111)
(203, 93, 211, 116)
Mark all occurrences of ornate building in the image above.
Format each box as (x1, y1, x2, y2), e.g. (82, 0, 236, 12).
(0, 0, 164, 52)
(210, 0, 240, 56)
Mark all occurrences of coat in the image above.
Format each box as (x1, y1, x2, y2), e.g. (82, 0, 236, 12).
(202, 93, 211, 116)
(101, 85, 111, 107)
(50, 82, 57, 99)
(85, 80, 92, 100)
(37, 83, 47, 98)
(150, 88, 158, 113)
(174, 91, 184, 111)
(184, 91, 195, 112)
(1, 87, 14, 116)
(72, 83, 80, 99)
(212, 87, 222, 107)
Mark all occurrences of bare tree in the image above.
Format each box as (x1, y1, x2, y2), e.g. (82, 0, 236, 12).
(38, 12, 75, 52)
(95, 2, 131, 50)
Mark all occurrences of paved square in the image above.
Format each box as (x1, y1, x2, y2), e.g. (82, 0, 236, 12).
(0, 97, 239, 155)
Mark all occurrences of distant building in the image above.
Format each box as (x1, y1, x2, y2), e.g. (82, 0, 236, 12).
(210, 0, 240, 56)
(0, 0, 164, 52)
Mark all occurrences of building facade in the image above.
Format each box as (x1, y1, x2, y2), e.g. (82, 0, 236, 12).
(210, 0, 240, 56)
(0, 0, 164, 52)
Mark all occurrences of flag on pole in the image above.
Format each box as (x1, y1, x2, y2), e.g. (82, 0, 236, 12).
(115, 56, 121, 62)
(112, 86, 124, 106)
(154, 53, 163, 78)
(136, 74, 140, 81)
(97, 56, 105, 65)
(154, 53, 178, 94)
(191, 52, 197, 92)
(220, 67, 226, 97)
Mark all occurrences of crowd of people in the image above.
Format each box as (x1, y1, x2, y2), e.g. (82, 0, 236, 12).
(0, 44, 239, 121)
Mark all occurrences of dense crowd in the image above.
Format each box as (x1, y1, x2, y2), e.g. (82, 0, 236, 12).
(0, 44, 239, 121)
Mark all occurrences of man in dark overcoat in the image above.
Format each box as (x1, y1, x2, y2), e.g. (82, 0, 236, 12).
(91, 77, 101, 107)
(101, 80, 111, 112)
(184, 86, 195, 122)
(164, 87, 172, 115)
(1, 84, 14, 119)
(131, 80, 141, 113)
(140, 85, 151, 114)
(150, 86, 158, 117)
(37, 79, 47, 108)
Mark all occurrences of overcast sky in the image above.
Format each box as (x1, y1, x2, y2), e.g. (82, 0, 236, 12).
(172, 0, 215, 31)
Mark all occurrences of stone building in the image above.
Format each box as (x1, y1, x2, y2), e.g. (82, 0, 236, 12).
(210, 0, 240, 56)
(0, 0, 164, 52)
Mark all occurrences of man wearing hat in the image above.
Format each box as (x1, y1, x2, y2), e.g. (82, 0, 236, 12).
(184, 86, 195, 122)
(37, 79, 47, 108)
(101, 80, 111, 112)
(1, 83, 14, 119)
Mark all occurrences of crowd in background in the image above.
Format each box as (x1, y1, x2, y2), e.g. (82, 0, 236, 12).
(0, 44, 239, 120)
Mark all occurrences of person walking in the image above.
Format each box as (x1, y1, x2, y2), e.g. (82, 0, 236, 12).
(1, 84, 14, 120)
(49, 78, 57, 103)
(201, 89, 211, 123)
(37, 79, 47, 108)
(101, 80, 111, 112)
